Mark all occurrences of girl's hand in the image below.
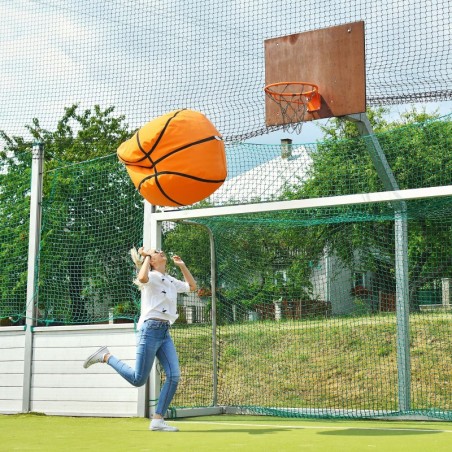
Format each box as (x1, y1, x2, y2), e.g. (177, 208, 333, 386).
(138, 247, 151, 258)
(172, 255, 185, 266)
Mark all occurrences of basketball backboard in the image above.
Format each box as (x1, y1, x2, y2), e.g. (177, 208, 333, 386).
(264, 21, 366, 126)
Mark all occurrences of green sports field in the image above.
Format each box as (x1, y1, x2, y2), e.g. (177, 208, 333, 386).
(2, 414, 452, 452)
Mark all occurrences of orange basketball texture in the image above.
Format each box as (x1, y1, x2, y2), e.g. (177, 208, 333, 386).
(117, 110, 227, 206)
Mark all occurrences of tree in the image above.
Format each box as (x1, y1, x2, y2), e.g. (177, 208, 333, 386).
(162, 213, 318, 323)
(281, 107, 452, 311)
(1, 105, 144, 324)
(0, 142, 31, 322)
(163, 221, 211, 288)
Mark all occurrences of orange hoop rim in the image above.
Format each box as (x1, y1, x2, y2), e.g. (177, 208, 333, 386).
(264, 81, 319, 98)
(264, 81, 321, 111)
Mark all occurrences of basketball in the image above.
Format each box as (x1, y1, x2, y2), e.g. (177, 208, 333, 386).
(117, 109, 227, 207)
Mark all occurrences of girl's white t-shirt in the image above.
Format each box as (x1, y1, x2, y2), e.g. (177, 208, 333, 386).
(137, 270, 190, 329)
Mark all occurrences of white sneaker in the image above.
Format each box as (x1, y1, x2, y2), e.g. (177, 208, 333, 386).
(149, 418, 179, 432)
(83, 346, 109, 368)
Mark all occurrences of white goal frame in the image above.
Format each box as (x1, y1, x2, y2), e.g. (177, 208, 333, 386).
(143, 184, 452, 418)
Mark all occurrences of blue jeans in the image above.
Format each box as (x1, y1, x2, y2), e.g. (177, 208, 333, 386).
(107, 320, 180, 416)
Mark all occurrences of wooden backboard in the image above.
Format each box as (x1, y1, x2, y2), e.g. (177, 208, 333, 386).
(264, 21, 366, 126)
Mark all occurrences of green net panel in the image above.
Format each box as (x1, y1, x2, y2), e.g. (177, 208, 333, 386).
(166, 196, 452, 419)
(38, 155, 144, 325)
(0, 149, 31, 326)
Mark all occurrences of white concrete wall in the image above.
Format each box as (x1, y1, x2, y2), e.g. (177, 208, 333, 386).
(0, 324, 140, 417)
(0, 326, 26, 413)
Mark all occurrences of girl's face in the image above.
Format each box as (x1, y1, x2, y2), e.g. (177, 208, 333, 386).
(149, 249, 167, 267)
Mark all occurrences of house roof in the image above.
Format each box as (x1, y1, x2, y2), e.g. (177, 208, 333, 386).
(210, 144, 312, 204)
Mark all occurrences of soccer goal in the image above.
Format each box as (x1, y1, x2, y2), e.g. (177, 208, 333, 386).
(151, 183, 452, 420)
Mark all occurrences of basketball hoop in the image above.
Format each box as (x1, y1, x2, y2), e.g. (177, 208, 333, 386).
(264, 82, 321, 133)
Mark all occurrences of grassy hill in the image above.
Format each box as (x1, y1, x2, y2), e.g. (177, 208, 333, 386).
(170, 312, 452, 417)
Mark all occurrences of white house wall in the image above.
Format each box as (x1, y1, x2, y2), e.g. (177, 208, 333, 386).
(310, 258, 328, 302)
(328, 255, 356, 315)
(310, 253, 358, 316)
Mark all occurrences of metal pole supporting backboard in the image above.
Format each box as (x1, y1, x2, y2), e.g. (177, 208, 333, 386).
(346, 113, 411, 412)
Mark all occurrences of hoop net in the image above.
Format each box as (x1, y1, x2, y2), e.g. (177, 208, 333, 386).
(264, 82, 321, 134)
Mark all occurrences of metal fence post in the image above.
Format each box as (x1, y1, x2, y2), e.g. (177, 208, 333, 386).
(22, 142, 44, 412)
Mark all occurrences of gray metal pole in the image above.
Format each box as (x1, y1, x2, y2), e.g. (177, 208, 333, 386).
(148, 206, 162, 417)
(137, 202, 161, 418)
(395, 209, 411, 411)
(22, 142, 44, 412)
(207, 226, 218, 406)
(345, 114, 399, 191)
(179, 220, 218, 406)
(346, 113, 411, 411)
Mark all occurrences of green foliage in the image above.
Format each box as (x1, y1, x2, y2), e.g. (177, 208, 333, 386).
(112, 299, 139, 320)
(163, 222, 211, 288)
(162, 217, 318, 322)
(25, 104, 132, 166)
(1, 105, 143, 324)
(0, 137, 33, 320)
(279, 108, 452, 309)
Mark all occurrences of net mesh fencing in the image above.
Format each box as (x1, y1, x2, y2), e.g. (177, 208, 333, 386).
(1, 0, 451, 142)
(0, 149, 31, 325)
(160, 190, 450, 417)
(173, 198, 452, 418)
(37, 155, 144, 325)
(1, 113, 451, 417)
(166, 115, 452, 418)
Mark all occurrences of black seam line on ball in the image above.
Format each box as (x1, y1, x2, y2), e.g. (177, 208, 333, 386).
(152, 135, 222, 166)
(146, 109, 185, 157)
(137, 170, 225, 205)
(138, 171, 226, 193)
(153, 176, 183, 206)
(138, 109, 184, 164)
(118, 110, 185, 165)
(137, 129, 155, 165)
(123, 133, 222, 169)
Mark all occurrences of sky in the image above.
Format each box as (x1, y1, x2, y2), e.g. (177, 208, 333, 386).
(256, 102, 452, 144)
(0, 0, 450, 146)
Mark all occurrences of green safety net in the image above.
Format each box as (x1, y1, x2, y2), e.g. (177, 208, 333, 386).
(0, 149, 31, 326)
(1, 0, 452, 421)
(0, 115, 451, 419)
(166, 116, 451, 419)
(37, 155, 144, 326)
(166, 196, 452, 419)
